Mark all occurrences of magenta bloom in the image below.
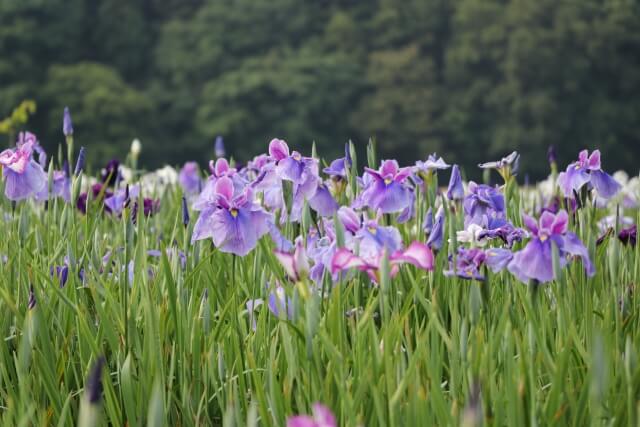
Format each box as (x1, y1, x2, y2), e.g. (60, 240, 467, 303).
(508, 210, 594, 283)
(361, 160, 412, 213)
(331, 241, 434, 283)
(192, 177, 271, 256)
(287, 403, 337, 427)
(557, 149, 620, 199)
(274, 237, 310, 282)
(0, 138, 46, 201)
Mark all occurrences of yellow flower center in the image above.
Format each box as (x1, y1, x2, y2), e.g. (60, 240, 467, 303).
(384, 178, 392, 185)
(230, 208, 238, 218)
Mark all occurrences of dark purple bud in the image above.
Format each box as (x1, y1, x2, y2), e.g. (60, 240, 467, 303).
(100, 160, 120, 186)
(74, 147, 86, 176)
(619, 225, 637, 246)
(181, 196, 190, 227)
(63, 106, 74, 137)
(28, 285, 36, 310)
(63, 160, 70, 178)
(547, 145, 557, 165)
(86, 356, 106, 404)
(50, 265, 69, 288)
(214, 136, 225, 158)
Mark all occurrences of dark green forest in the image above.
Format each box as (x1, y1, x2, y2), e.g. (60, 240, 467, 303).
(1, 0, 639, 178)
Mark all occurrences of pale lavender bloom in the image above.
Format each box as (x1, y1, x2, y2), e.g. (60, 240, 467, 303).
(415, 153, 450, 174)
(308, 183, 339, 217)
(267, 285, 294, 319)
(557, 149, 620, 199)
(179, 162, 201, 195)
(447, 165, 464, 201)
(36, 170, 71, 203)
(484, 248, 513, 272)
(104, 185, 140, 215)
(337, 206, 361, 235)
(0, 137, 46, 201)
(287, 403, 337, 427)
(191, 177, 271, 256)
(508, 210, 594, 283)
(355, 217, 402, 264)
(360, 159, 412, 213)
(194, 158, 245, 211)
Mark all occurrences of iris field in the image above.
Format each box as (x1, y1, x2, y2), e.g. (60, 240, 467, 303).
(0, 114, 639, 426)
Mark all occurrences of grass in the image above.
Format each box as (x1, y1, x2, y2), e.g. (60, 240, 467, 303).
(0, 148, 638, 427)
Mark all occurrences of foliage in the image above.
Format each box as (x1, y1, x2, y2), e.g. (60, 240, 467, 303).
(1, 0, 640, 177)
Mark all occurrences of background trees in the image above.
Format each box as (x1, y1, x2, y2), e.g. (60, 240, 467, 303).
(1, 0, 639, 179)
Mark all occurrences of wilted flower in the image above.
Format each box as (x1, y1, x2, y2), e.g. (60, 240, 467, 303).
(508, 210, 594, 283)
(478, 151, 520, 180)
(447, 165, 464, 201)
(287, 403, 337, 427)
(360, 159, 412, 213)
(415, 153, 450, 175)
(557, 149, 620, 200)
(0, 136, 46, 201)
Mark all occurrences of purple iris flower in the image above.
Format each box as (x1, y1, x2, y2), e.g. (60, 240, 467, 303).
(557, 149, 621, 199)
(463, 182, 505, 227)
(0, 137, 46, 201)
(104, 185, 139, 215)
(194, 158, 246, 211)
(447, 165, 464, 201)
(269, 138, 318, 184)
(426, 207, 445, 250)
(423, 207, 434, 234)
(478, 217, 526, 248)
(77, 183, 114, 214)
(337, 206, 361, 235)
(445, 247, 487, 280)
(308, 182, 339, 217)
(484, 248, 513, 272)
(191, 176, 272, 256)
(355, 217, 402, 264)
(360, 159, 412, 213)
(267, 285, 295, 319)
(508, 210, 594, 283)
(179, 162, 201, 195)
(287, 403, 337, 427)
(36, 170, 71, 203)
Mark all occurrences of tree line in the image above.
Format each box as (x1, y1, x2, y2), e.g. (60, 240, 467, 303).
(1, 0, 638, 179)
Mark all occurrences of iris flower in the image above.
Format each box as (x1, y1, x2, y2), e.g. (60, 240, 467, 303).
(331, 241, 434, 283)
(287, 403, 337, 427)
(360, 159, 412, 213)
(0, 136, 47, 201)
(178, 162, 202, 195)
(557, 149, 620, 199)
(192, 176, 271, 256)
(508, 210, 594, 283)
(447, 165, 464, 201)
(463, 182, 505, 226)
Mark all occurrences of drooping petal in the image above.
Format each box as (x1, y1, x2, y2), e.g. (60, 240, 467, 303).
(589, 170, 621, 199)
(557, 165, 590, 197)
(560, 232, 595, 277)
(484, 248, 513, 273)
(392, 241, 434, 271)
(330, 248, 367, 274)
(508, 239, 554, 283)
(308, 184, 339, 217)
